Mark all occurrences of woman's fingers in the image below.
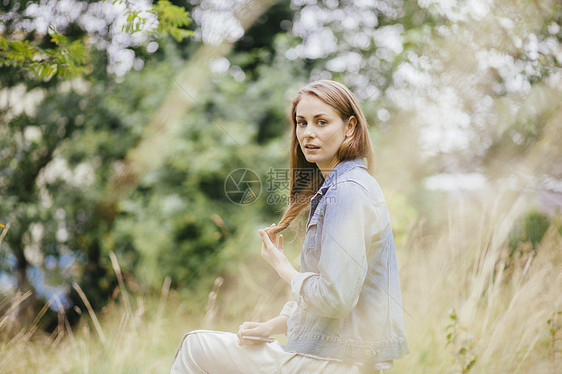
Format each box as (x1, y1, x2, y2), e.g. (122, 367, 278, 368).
(259, 225, 282, 252)
(237, 322, 253, 344)
(259, 225, 290, 275)
(240, 321, 259, 329)
(259, 231, 277, 262)
(258, 229, 272, 248)
(267, 224, 276, 242)
(237, 321, 269, 346)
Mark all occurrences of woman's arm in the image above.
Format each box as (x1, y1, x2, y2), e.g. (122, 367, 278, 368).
(292, 181, 376, 319)
(259, 182, 375, 319)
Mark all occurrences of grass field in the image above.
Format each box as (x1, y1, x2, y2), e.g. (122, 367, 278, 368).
(1, 187, 560, 374)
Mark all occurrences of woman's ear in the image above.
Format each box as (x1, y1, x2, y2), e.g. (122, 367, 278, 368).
(345, 116, 357, 137)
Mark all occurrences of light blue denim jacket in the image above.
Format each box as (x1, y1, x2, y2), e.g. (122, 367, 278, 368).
(279, 158, 409, 367)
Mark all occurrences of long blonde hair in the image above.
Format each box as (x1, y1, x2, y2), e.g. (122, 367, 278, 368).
(269, 80, 375, 236)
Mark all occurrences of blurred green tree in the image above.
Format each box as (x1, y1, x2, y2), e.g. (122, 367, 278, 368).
(0, 0, 292, 329)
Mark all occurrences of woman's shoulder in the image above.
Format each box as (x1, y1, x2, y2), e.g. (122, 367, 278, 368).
(329, 167, 386, 204)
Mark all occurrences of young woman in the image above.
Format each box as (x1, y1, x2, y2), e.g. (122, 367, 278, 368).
(171, 80, 409, 373)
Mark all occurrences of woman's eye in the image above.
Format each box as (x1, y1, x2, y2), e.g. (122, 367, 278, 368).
(297, 120, 306, 127)
(317, 120, 327, 126)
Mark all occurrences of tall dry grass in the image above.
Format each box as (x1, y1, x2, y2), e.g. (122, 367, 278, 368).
(0, 188, 560, 373)
(0, 277, 209, 373)
(393, 189, 561, 374)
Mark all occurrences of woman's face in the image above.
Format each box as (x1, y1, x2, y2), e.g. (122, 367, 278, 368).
(295, 94, 354, 174)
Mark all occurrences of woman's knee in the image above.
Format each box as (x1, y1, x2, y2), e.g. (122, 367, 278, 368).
(182, 331, 233, 370)
(171, 333, 206, 373)
(173, 330, 252, 373)
(184, 333, 205, 361)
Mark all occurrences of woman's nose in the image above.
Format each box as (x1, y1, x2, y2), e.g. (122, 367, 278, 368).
(302, 124, 315, 139)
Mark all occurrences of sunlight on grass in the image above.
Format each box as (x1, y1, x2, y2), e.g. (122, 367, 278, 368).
(1, 188, 560, 373)
(0, 279, 207, 373)
(393, 192, 561, 374)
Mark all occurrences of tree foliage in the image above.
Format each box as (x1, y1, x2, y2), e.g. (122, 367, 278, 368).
(0, 0, 193, 79)
(0, 30, 88, 79)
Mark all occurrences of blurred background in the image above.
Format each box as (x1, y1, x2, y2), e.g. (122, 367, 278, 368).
(0, 0, 561, 372)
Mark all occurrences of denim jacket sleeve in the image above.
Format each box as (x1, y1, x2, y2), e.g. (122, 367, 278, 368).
(279, 300, 297, 317)
(291, 180, 373, 319)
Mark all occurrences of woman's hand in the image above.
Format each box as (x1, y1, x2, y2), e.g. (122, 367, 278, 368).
(236, 321, 272, 346)
(236, 315, 289, 346)
(259, 224, 298, 284)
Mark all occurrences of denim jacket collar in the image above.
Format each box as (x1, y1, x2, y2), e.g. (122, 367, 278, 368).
(309, 158, 367, 218)
(321, 157, 367, 190)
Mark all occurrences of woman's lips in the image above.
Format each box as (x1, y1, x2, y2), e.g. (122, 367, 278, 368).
(304, 145, 320, 152)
